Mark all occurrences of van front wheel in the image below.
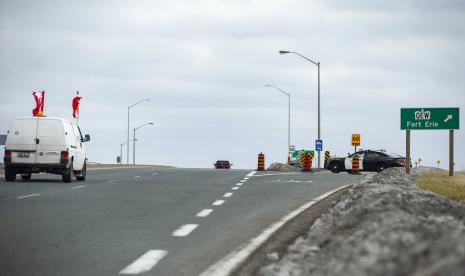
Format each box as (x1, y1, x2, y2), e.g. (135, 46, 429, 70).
(62, 162, 73, 183)
(21, 173, 32, 180)
(5, 168, 16, 182)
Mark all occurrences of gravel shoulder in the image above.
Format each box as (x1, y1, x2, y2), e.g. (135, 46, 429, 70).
(258, 167, 465, 276)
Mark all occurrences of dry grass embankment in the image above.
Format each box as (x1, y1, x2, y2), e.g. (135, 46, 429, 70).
(417, 170, 465, 201)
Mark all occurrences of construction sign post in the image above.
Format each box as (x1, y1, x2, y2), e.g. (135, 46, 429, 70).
(351, 134, 360, 152)
(401, 107, 460, 176)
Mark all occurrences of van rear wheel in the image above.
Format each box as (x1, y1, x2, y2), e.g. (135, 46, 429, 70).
(5, 168, 16, 182)
(76, 162, 87, 181)
(62, 162, 73, 183)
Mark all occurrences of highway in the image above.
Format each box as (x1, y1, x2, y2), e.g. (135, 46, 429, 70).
(0, 167, 360, 276)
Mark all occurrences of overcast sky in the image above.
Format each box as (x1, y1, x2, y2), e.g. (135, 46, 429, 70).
(1, 0, 464, 170)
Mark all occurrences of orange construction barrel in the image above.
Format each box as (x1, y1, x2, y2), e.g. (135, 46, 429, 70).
(257, 152, 265, 171)
(351, 154, 361, 174)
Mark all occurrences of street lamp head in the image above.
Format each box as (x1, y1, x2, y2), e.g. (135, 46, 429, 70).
(279, 50, 290, 55)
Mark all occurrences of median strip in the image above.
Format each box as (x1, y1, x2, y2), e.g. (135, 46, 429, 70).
(172, 224, 199, 237)
(119, 250, 168, 275)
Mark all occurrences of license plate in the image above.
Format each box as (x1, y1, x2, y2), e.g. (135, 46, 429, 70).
(17, 152, 30, 158)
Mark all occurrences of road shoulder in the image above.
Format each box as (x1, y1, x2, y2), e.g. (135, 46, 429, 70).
(233, 187, 349, 276)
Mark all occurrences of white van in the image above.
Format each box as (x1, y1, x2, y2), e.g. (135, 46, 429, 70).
(3, 116, 90, 183)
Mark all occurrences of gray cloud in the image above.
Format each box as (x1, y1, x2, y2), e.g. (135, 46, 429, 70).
(1, 0, 464, 169)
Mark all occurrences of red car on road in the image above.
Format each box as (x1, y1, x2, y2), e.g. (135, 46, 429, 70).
(214, 160, 232, 169)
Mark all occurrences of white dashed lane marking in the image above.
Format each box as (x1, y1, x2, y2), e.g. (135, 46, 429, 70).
(17, 193, 41, 199)
(240, 179, 247, 183)
(212, 200, 225, 206)
(134, 176, 141, 178)
(107, 179, 118, 183)
(223, 192, 233, 198)
(246, 171, 256, 177)
(231, 187, 239, 190)
(119, 250, 168, 275)
(172, 224, 199, 237)
(71, 185, 86, 190)
(196, 209, 213, 218)
(152, 173, 158, 175)
(236, 183, 243, 186)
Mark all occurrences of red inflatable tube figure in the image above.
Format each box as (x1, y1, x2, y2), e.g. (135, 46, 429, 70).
(72, 91, 82, 118)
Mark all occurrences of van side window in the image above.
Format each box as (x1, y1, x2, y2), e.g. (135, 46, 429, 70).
(72, 125, 83, 145)
(65, 123, 76, 147)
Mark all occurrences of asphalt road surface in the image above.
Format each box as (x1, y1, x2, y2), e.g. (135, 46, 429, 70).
(0, 167, 360, 276)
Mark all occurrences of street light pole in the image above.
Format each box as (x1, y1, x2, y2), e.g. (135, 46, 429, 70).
(265, 84, 291, 164)
(133, 122, 154, 165)
(279, 50, 321, 168)
(127, 99, 150, 165)
(120, 139, 137, 165)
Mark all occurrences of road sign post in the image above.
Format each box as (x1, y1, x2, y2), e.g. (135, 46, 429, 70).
(401, 107, 459, 175)
(449, 130, 454, 176)
(406, 130, 410, 174)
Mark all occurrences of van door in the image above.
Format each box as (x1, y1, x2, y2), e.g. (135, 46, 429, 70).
(35, 119, 66, 164)
(64, 122, 77, 166)
(72, 124, 85, 170)
(7, 117, 40, 164)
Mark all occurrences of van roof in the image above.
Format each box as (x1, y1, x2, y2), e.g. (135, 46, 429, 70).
(14, 116, 74, 124)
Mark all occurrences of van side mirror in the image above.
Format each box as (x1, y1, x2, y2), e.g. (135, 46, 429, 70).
(83, 134, 91, 142)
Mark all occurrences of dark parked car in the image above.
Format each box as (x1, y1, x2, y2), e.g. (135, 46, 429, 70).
(214, 160, 232, 169)
(324, 150, 407, 173)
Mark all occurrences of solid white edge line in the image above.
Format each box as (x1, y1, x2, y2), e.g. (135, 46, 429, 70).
(196, 209, 214, 218)
(172, 224, 199, 237)
(212, 200, 225, 206)
(199, 184, 352, 276)
(17, 193, 41, 199)
(223, 192, 233, 198)
(119, 250, 168, 275)
(71, 185, 86, 190)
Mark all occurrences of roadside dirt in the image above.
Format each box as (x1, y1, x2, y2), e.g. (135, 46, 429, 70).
(255, 167, 465, 276)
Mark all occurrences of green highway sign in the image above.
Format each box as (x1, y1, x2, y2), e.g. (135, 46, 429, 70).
(401, 107, 459, 130)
